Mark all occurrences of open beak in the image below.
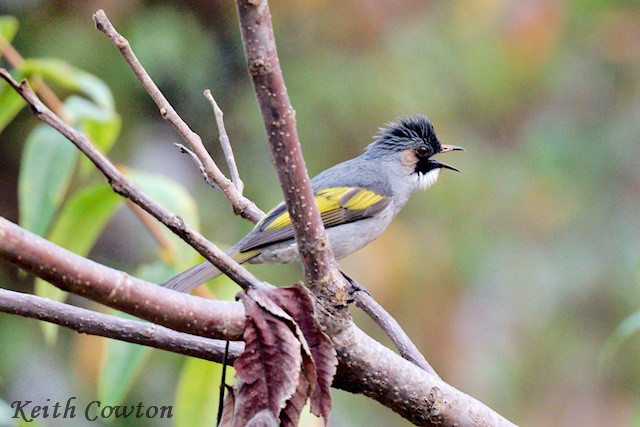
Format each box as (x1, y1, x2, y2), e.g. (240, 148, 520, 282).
(433, 144, 464, 172)
(431, 160, 460, 172)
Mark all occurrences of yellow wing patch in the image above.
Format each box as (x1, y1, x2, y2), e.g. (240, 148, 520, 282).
(340, 188, 386, 210)
(264, 210, 292, 231)
(264, 187, 384, 231)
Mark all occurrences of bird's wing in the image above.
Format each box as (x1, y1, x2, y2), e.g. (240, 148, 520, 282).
(237, 186, 390, 253)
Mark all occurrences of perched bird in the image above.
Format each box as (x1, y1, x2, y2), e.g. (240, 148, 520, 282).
(162, 115, 463, 293)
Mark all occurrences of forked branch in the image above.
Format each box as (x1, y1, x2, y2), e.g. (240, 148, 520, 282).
(0, 68, 264, 292)
(92, 10, 262, 223)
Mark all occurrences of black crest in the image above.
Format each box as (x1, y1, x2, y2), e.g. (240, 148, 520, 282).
(365, 115, 441, 156)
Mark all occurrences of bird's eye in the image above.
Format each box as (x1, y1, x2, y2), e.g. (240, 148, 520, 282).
(416, 145, 430, 158)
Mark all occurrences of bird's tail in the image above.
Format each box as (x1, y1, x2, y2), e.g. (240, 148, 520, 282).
(161, 244, 257, 293)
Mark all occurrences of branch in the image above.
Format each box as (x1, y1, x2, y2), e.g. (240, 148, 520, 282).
(0, 214, 515, 426)
(0, 216, 245, 341)
(0, 68, 264, 292)
(235, 0, 349, 330)
(204, 90, 244, 194)
(0, 288, 244, 362)
(92, 10, 262, 223)
(332, 325, 517, 427)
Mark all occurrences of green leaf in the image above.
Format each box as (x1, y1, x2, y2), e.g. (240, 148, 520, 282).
(63, 96, 122, 175)
(47, 182, 123, 258)
(0, 79, 26, 131)
(175, 358, 226, 427)
(0, 16, 19, 47)
(64, 95, 121, 152)
(18, 124, 78, 237)
(34, 183, 123, 343)
(20, 58, 114, 110)
(126, 170, 201, 270)
(599, 310, 640, 371)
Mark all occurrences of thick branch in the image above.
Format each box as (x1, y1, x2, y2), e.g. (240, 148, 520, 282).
(0, 216, 245, 341)
(92, 10, 262, 224)
(332, 325, 517, 427)
(235, 0, 349, 329)
(0, 68, 264, 292)
(0, 288, 244, 362)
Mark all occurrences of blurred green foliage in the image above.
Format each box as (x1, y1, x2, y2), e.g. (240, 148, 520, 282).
(1, 1, 639, 426)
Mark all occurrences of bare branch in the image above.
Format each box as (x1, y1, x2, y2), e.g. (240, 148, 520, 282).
(234, 0, 349, 330)
(0, 68, 264, 292)
(92, 10, 262, 224)
(0, 288, 244, 362)
(204, 90, 245, 194)
(0, 216, 246, 341)
(332, 325, 518, 427)
(175, 143, 221, 190)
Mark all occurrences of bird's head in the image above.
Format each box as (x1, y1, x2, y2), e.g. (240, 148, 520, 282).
(364, 115, 464, 189)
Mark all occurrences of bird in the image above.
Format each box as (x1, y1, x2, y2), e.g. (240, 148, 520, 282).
(162, 114, 463, 293)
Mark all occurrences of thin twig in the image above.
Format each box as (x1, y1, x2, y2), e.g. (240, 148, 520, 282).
(0, 288, 243, 362)
(204, 90, 244, 194)
(0, 68, 265, 292)
(217, 339, 231, 425)
(175, 143, 220, 190)
(92, 10, 263, 224)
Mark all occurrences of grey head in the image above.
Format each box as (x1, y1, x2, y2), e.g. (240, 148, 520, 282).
(362, 115, 463, 177)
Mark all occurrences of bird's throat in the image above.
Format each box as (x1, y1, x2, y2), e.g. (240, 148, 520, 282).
(413, 168, 440, 190)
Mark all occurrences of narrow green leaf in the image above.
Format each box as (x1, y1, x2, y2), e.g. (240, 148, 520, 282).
(0, 16, 19, 47)
(18, 124, 78, 237)
(20, 58, 114, 110)
(175, 358, 225, 427)
(126, 170, 201, 270)
(0, 79, 26, 131)
(34, 183, 123, 343)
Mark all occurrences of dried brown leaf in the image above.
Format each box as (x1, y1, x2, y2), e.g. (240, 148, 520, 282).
(233, 290, 302, 426)
(265, 285, 337, 423)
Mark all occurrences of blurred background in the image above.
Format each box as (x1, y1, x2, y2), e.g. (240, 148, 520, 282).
(1, 0, 639, 426)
